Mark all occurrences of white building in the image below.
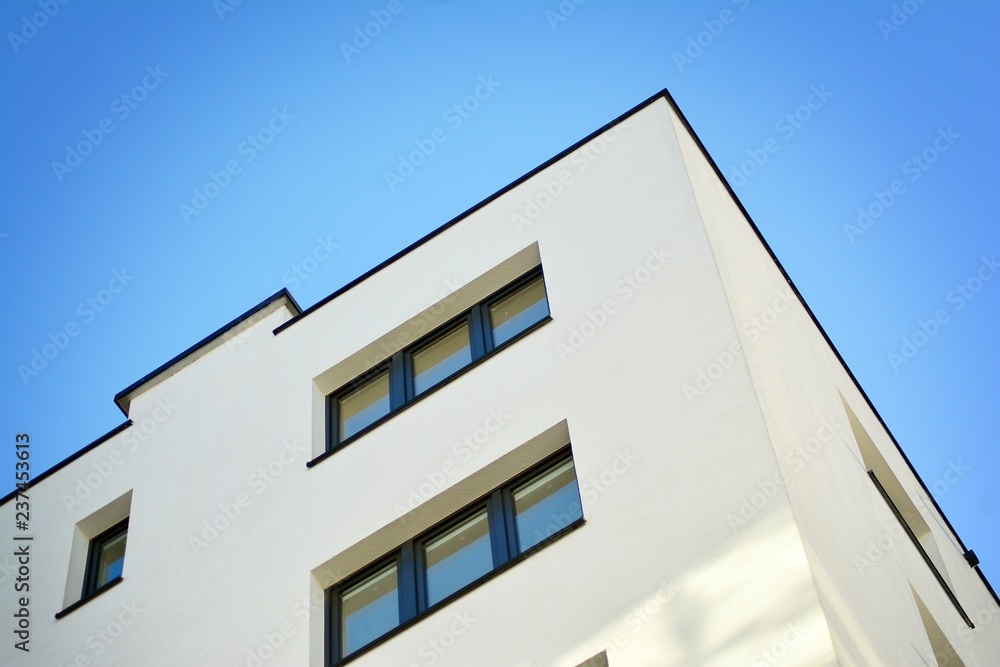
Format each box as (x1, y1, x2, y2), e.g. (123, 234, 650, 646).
(3, 90, 999, 667)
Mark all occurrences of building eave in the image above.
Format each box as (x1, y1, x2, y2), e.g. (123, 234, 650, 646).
(114, 288, 302, 415)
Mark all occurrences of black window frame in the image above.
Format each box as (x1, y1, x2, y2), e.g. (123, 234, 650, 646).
(331, 363, 394, 444)
(326, 447, 583, 665)
(323, 269, 551, 457)
(82, 517, 129, 599)
(867, 471, 974, 628)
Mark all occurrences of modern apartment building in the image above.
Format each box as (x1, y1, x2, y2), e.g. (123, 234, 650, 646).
(3, 90, 998, 667)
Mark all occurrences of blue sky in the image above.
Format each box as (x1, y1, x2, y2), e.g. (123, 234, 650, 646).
(2, 0, 997, 598)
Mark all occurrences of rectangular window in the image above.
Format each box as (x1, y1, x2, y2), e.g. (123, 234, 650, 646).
(83, 518, 128, 598)
(339, 561, 400, 658)
(411, 323, 472, 396)
(422, 508, 493, 606)
(325, 269, 550, 453)
(328, 449, 582, 664)
(868, 472, 974, 628)
(337, 368, 391, 442)
(488, 273, 549, 348)
(512, 457, 583, 552)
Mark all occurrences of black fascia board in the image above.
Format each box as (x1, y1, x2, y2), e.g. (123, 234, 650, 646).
(271, 87, 995, 601)
(114, 288, 301, 415)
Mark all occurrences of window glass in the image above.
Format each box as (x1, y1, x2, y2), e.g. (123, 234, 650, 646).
(338, 369, 391, 441)
(95, 530, 127, 587)
(84, 521, 128, 597)
(423, 509, 493, 606)
(412, 324, 472, 395)
(488, 275, 549, 347)
(340, 562, 399, 657)
(512, 457, 583, 552)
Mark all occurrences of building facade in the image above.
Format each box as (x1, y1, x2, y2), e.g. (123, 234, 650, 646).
(3, 91, 999, 666)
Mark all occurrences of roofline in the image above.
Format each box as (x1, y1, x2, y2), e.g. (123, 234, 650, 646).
(272, 88, 673, 336)
(273, 87, 995, 601)
(0, 420, 132, 508)
(4, 89, 993, 603)
(114, 288, 302, 415)
(657, 89, 998, 604)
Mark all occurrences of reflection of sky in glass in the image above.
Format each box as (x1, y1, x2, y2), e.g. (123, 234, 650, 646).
(341, 564, 399, 656)
(339, 371, 391, 440)
(490, 278, 548, 346)
(514, 459, 582, 552)
(425, 511, 493, 606)
(104, 556, 124, 582)
(98, 532, 127, 586)
(413, 325, 471, 395)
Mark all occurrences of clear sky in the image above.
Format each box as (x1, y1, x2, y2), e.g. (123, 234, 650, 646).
(2, 0, 997, 599)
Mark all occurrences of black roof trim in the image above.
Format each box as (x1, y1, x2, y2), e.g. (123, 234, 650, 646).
(272, 89, 671, 336)
(114, 288, 302, 415)
(0, 420, 133, 508)
(658, 88, 999, 606)
(272, 87, 995, 602)
(2, 88, 992, 603)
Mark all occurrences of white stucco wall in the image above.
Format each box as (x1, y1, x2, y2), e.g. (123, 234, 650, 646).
(670, 104, 1000, 665)
(2, 94, 996, 667)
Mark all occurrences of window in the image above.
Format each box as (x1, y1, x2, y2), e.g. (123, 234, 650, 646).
(327, 449, 582, 664)
(422, 507, 492, 605)
(488, 274, 549, 347)
(868, 472, 973, 628)
(411, 323, 472, 396)
(337, 367, 391, 441)
(841, 395, 973, 628)
(328, 269, 550, 452)
(512, 456, 583, 552)
(339, 561, 400, 657)
(83, 518, 128, 598)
